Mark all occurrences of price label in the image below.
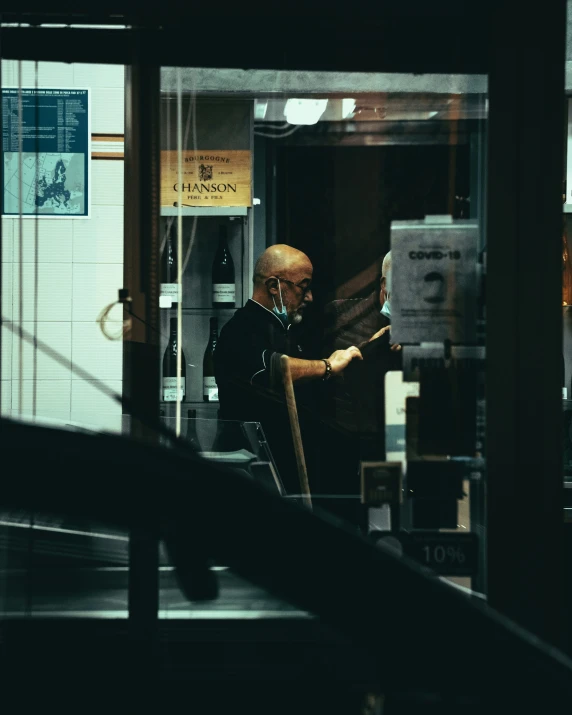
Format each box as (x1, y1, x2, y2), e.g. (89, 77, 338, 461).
(203, 377, 219, 402)
(212, 284, 235, 303)
(160, 283, 182, 308)
(163, 387, 185, 402)
(163, 377, 185, 402)
(400, 531, 478, 576)
(360, 461, 402, 506)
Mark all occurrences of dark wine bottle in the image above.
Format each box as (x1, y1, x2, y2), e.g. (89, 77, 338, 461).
(203, 317, 219, 402)
(160, 223, 181, 309)
(186, 408, 202, 452)
(211, 225, 235, 308)
(162, 317, 186, 402)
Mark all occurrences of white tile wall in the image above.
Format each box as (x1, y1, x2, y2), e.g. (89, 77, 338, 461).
(72, 321, 123, 383)
(0, 381, 11, 413)
(2, 219, 13, 263)
(91, 162, 124, 206)
(1, 60, 12, 84)
(4, 60, 126, 423)
(12, 322, 72, 381)
(11, 380, 71, 414)
(1, 61, 74, 88)
(71, 380, 122, 414)
(91, 88, 125, 134)
(72, 205, 123, 263)
(2, 265, 13, 321)
(73, 64, 124, 89)
(1, 257, 12, 396)
(72, 263, 123, 322)
(12, 263, 73, 322)
(2, 324, 12, 381)
(11, 219, 73, 263)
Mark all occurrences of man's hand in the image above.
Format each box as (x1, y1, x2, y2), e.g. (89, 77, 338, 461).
(328, 346, 363, 375)
(368, 325, 402, 351)
(369, 325, 391, 342)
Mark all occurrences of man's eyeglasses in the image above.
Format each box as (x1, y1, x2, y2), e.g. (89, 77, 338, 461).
(277, 277, 313, 297)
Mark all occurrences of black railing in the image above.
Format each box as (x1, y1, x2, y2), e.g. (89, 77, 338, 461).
(1, 415, 572, 710)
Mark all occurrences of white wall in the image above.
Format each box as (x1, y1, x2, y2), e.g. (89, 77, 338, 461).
(1, 61, 125, 432)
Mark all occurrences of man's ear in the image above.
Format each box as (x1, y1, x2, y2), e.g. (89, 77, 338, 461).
(265, 276, 279, 295)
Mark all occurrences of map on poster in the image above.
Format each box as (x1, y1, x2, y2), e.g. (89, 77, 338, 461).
(2, 88, 90, 217)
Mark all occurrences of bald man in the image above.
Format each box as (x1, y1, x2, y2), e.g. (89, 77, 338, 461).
(213, 244, 363, 491)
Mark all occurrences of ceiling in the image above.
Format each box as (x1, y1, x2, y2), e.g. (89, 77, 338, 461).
(253, 94, 487, 124)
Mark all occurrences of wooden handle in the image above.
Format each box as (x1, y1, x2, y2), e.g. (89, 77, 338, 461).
(280, 354, 312, 510)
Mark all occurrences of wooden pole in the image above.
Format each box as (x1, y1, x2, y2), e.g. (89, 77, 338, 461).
(280, 354, 312, 510)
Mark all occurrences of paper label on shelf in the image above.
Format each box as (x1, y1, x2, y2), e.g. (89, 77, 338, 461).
(203, 377, 219, 402)
(385, 371, 419, 468)
(163, 377, 185, 402)
(160, 283, 182, 308)
(212, 284, 235, 303)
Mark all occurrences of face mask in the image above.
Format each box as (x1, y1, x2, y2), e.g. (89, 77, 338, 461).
(272, 280, 289, 327)
(380, 269, 391, 317)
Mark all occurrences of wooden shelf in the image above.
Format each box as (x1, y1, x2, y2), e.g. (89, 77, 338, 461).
(161, 401, 219, 407)
(159, 308, 236, 316)
(161, 206, 248, 217)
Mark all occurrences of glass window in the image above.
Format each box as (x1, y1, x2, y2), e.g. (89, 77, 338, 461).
(0, 58, 127, 616)
(156, 66, 488, 604)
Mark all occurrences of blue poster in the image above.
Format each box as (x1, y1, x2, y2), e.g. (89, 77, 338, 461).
(2, 87, 90, 218)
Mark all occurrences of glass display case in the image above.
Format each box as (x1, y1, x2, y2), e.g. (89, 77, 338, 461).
(158, 95, 254, 419)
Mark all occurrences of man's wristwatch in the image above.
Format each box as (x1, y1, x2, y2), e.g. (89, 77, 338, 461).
(321, 359, 332, 381)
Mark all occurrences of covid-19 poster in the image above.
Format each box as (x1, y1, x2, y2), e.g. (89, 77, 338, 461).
(390, 218, 478, 344)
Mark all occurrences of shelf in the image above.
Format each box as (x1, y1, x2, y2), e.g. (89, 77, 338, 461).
(159, 308, 236, 316)
(161, 401, 219, 409)
(161, 400, 219, 406)
(161, 206, 248, 217)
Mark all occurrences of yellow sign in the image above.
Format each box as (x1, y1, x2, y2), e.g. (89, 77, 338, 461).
(161, 150, 251, 207)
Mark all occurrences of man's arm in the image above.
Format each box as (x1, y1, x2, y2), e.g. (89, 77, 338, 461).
(366, 325, 402, 351)
(288, 346, 363, 383)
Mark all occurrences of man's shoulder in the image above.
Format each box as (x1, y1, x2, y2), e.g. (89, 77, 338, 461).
(220, 301, 273, 334)
(217, 301, 284, 353)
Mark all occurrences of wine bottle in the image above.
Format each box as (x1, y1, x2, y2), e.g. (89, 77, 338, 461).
(563, 221, 572, 306)
(162, 317, 186, 402)
(160, 223, 181, 309)
(186, 408, 202, 452)
(212, 225, 235, 308)
(203, 317, 219, 402)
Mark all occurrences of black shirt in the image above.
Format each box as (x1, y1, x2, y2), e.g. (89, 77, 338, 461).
(213, 299, 306, 492)
(214, 299, 366, 502)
